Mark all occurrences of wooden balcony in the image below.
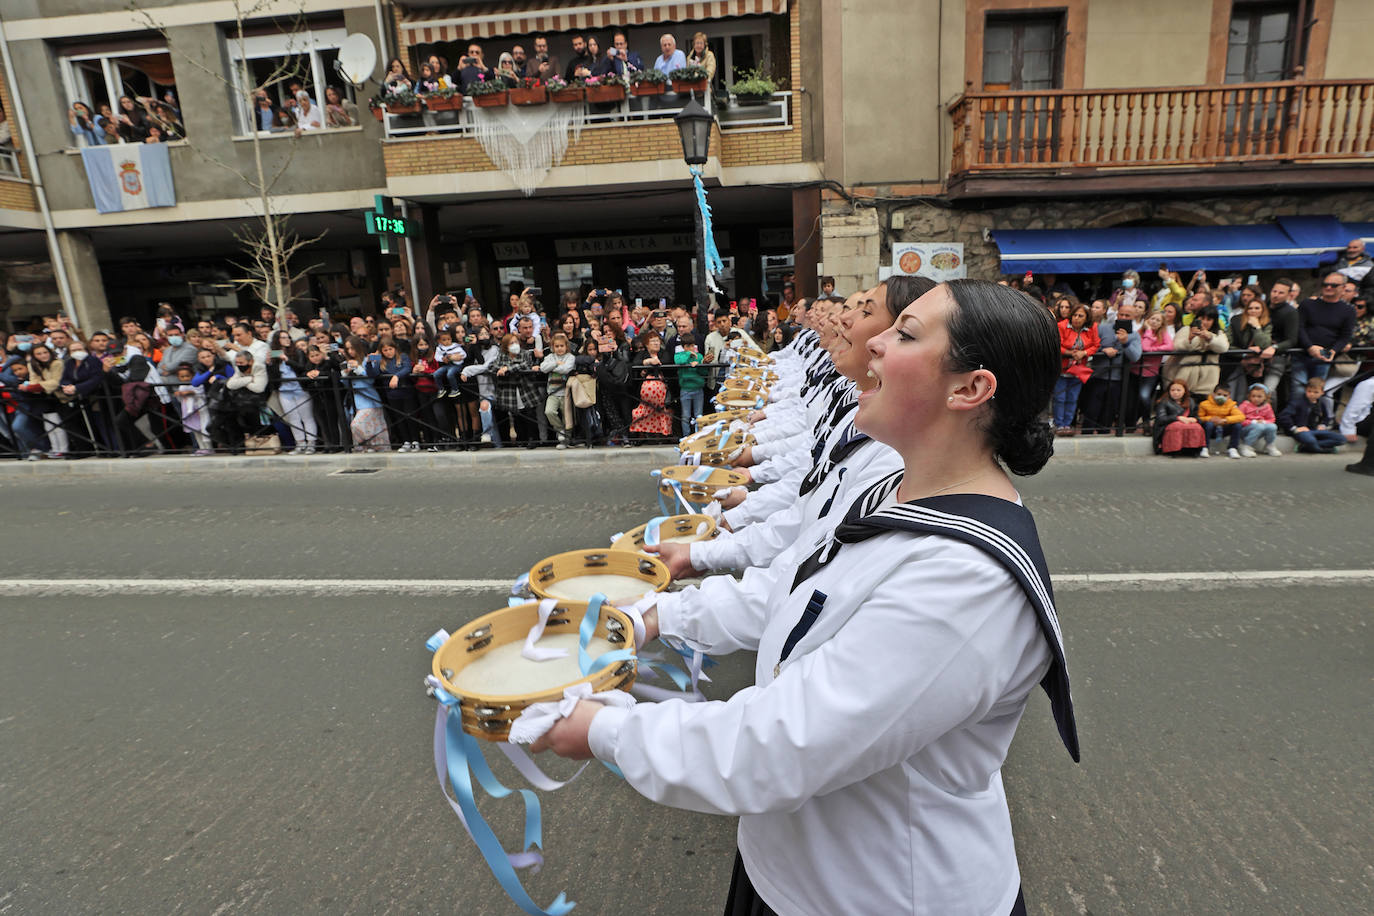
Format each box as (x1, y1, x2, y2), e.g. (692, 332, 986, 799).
(947, 79, 1374, 198)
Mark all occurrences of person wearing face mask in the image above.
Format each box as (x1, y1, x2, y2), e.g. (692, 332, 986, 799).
(1109, 269, 1148, 316)
(492, 331, 538, 447)
(56, 341, 106, 456)
(157, 324, 198, 377)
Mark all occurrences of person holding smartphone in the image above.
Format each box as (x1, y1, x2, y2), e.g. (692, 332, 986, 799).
(1292, 271, 1358, 393)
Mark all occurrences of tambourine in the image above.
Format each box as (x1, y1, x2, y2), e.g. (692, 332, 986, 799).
(679, 429, 752, 466)
(612, 513, 718, 552)
(657, 465, 749, 508)
(430, 599, 638, 741)
(527, 549, 670, 602)
(694, 408, 750, 427)
(714, 390, 767, 409)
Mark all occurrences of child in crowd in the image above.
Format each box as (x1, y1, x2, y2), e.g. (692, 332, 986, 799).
(1153, 379, 1207, 457)
(1279, 378, 1346, 454)
(433, 326, 466, 397)
(1196, 383, 1245, 458)
(673, 331, 706, 436)
(173, 362, 213, 455)
(539, 333, 576, 449)
(1237, 382, 1282, 457)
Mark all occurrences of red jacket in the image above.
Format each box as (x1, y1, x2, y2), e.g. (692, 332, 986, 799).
(1058, 320, 1100, 383)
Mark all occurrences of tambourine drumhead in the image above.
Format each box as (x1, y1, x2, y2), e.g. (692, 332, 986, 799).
(612, 513, 718, 552)
(432, 600, 638, 741)
(716, 393, 764, 408)
(679, 430, 751, 453)
(658, 465, 749, 503)
(528, 549, 670, 602)
(695, 409, 750, 427)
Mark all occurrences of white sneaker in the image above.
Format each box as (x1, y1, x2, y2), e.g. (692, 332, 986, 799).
(1264, 444, 1283, 457)
(1198, 447, 1210, 458)
(1227, 447, 1241, 459)
(556, 442, 567, 450)
(480, 433, 492, 444)
(1239, 445, 1256, 458)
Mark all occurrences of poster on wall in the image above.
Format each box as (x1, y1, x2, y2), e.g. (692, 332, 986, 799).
(892, 242, 966, 281)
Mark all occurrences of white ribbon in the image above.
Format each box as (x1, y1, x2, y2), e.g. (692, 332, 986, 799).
(508, 682, 637, 745)
(521, 599, 569, 662)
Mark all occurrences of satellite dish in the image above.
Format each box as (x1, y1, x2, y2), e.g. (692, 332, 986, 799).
(336, 33, 378, 87)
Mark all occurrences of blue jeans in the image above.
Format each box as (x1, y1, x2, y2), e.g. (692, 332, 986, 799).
(1292, 428, 1345, 452)
(433, 364, 463, 393)
(1241, 422, 1277, 447)
(1202, 421, 1242, 449)
(479, 403, 502, 447)
(10, 404, 47, 453)
(1290, 355, 1332, 391)
(679, 388, 704, 437)
(1052, 376, 1083, 428)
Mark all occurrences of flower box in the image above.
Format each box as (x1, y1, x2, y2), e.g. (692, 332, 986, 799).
(584, 84, 626, 103)
(385, 102, 420, 115)
(671, 78, 708, 94)
(631, 82, 666, 96)
(423, 95, 462, 112)
(733, 92, 773, 107)
(550, 86, 585, 103)
(508, 86, 548, 106)
(472, 90, 510, 108)
(370, 107, 383, 121)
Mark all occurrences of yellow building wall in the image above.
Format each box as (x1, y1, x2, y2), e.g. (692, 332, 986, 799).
(1081, 0, 1213, 88)
(1323, 0, 1374, 79)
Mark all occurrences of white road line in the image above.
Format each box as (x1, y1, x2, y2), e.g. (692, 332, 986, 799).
(2, 569, 1373, 597)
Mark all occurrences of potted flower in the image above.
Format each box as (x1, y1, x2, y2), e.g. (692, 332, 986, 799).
(729, 68, 777, 106)
(509, 76, 549, 106)
(670, 63, 710, 94)
(630, 68, 668, 96)
(582, 73, 627, 103)
(546, 76, 584, 103)
(367, 94, 385, 121)
(467, 75, 509, 108)
(423, 86, 463, 111)
(379, 88, 420, 115)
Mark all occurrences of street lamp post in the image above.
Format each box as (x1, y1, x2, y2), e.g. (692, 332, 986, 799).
(675, 98, 715, 341)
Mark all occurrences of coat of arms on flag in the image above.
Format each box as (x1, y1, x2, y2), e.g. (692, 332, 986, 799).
(79, 143, 176, 214)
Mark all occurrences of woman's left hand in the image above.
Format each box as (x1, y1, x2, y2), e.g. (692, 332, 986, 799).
(389, 376, 399, 389)
(529, 701, 601, 759)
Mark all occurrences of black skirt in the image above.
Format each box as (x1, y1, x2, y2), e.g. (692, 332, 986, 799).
(723, 852, 1028, 916)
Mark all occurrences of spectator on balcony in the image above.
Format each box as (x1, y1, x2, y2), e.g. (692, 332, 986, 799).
(653, 34, 687, 75)
(384, 58, 413, 93)
(496, 52, 522, 86)
(143, 125, 165, 144)
(269, 108, 297, 132)
(611, 32, 643, 74)
(459, 44, 494, 88)
(416, 63, 441, 94)
(251, 91, 276, 131)
(114, 96, 149, 142)
(68, 102, 101, 146)
(94, 102, 115, 133)
(142, 98, 184, 140)
(1334, 238, 1374, 299)
(511, 44, 529, 75)
(293, 91, 323, 131)
(687, 32, 716, 83)
(1293, 271, 1357, 391)
(424, 54, 454, 89)
(321, 89, 354, 129)
(563, 35, 594, 81)
(527, 36, 560, 81)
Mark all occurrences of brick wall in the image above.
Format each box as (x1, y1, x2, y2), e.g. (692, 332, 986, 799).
(0, 68, 38, 212)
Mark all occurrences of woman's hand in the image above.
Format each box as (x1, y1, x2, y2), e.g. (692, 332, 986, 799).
(732, 445, 756, 468)
(389, 376, 399, 389)
(307, 369, 320, 379)
(497, 367, 508, 377)
(529, 700, 601, 759)
(644, 542, 701, 580)
(718, 486, 746, 510)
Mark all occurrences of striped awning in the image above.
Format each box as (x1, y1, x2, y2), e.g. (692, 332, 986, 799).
(401, 0, 787, 43)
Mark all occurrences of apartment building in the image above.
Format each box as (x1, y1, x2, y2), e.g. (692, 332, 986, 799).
(1, 0, 1371, 329)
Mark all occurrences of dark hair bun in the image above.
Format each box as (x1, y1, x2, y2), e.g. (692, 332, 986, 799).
(995, 417, 1055, 476)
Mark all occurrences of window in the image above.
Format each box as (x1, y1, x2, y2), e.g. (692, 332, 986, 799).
(59, 43, 183, 146)
(1226, 1, 1298, 83)
(982, 13, 1064, 90)
(227, 26, 359, 135)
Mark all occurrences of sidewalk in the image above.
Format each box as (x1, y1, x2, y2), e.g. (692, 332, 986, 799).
(0, 434, 1159, 477)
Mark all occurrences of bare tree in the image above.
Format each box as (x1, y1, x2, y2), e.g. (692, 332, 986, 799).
(132, 0, 327, 325)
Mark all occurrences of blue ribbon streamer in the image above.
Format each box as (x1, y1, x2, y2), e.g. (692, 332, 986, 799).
(691, 166, 725, 277)
(443, 709, 576, 916)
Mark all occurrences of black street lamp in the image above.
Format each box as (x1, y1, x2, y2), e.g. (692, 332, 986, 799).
(675, 99, 715, 339)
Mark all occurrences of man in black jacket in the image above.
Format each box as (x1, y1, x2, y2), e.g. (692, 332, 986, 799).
(1263, 277, 1300, 404)
(1293, 271, 1358, 392)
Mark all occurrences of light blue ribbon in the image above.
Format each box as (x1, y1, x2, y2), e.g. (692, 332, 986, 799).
(641, 516, 670, 548)
(690, 166, 725, 277)
(576, 594, 637, 676)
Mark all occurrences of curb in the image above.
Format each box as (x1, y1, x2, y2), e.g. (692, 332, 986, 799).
(0, 436, 1164, 478)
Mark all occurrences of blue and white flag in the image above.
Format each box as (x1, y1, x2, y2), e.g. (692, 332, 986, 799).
(79, 143, 176, 213)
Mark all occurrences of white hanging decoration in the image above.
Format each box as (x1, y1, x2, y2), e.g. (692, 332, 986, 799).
(469, 103, 587, 196)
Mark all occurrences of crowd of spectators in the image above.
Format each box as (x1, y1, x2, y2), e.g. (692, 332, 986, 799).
(0, 285, 803, 460)
(250, 80, 358, 134)
(1025, 238, 1373, 458)
(67, 93, 186, 146)
(381, 28, 721, 100)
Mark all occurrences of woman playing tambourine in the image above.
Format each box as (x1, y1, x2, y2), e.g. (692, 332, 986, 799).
(534, 280, 1079, 916)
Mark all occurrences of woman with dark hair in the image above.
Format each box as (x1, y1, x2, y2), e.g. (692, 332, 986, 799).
(1052, 301, 1098, 435)
(114, 96, 149, 142)
(628, 331, 673, 440)
(1154, 377, 1206, 456)
(384, 58, 413, 93)
(378, 338, 420, 451)
(343, 335, 388, 452)
(67, 102, 101, 146)
(534, 280, 1077, 916)
(299, 344, 343, 451)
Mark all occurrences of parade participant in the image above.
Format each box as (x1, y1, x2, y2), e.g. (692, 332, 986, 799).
(533, 280, 1077, 916)
(655, 277, 934, 577)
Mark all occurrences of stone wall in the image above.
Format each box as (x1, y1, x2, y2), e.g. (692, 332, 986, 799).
(820, 188, 1374, 289)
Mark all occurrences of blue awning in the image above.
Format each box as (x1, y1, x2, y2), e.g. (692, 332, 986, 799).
(992, 217, 1351, 275)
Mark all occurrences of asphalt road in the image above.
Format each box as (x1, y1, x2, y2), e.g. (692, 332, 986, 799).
(2, 458, 1371, 915)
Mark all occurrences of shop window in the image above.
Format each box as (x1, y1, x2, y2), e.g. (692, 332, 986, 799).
(227, 26, 358, 135)
(59, 44, 182, 146)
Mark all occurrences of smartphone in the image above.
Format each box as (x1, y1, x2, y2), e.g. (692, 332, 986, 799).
(635, 298, 643, 309)
(659, 298, 667, 308)
(464, 287, 474, 298)
(528, 286, 543, 299)
(270, 349, 283, 359)
(390, 307, 405, 316)
(1247, 274, 1259, 286)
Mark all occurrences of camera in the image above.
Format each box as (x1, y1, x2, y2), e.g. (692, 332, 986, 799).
(527, 286, 543, 300)
(537, 53, 548, 62)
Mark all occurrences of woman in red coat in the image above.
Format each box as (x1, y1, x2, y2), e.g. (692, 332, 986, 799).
(1052, 302, 1099, 435)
